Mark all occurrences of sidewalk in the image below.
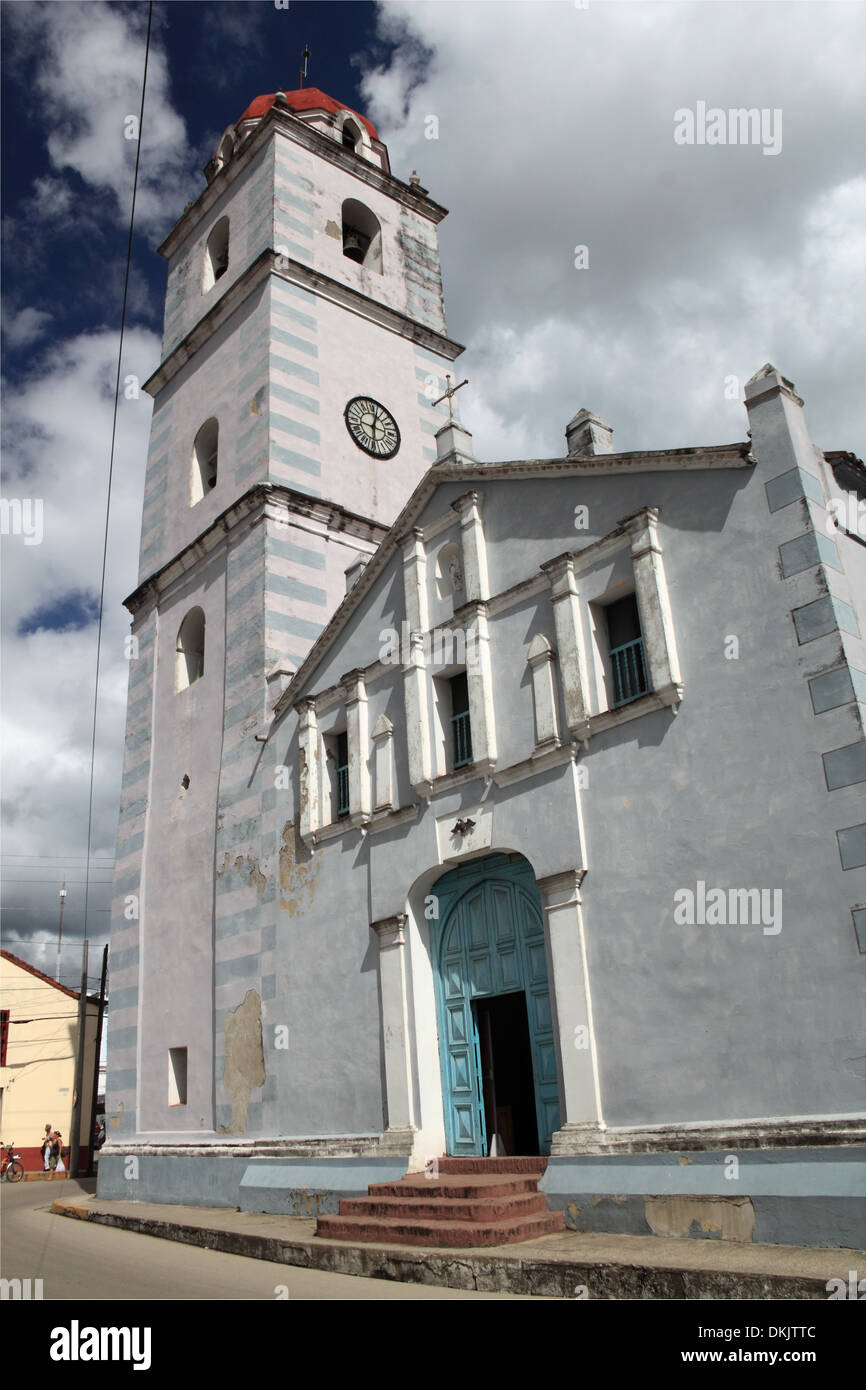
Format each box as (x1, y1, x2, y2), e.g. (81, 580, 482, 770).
(50, 1182, 864, 1299)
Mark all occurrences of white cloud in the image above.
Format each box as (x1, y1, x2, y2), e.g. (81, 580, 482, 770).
(6, 0, 194, 237)
(360, 0, 866, 457)
(1, 327, 158, 948)
(3, 307, 52, 348)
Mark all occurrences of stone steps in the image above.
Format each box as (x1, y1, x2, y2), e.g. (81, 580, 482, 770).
(437, 1156, 548, 1175)
(315, 1156, 565, 1248)
(368, 1174, 540, 1200)
(337, 1192, 549, 1223)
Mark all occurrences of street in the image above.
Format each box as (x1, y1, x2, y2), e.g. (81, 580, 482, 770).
(1, 1180, 552, 1301)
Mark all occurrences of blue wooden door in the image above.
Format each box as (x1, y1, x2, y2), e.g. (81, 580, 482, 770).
(433, 855, 560, 1156)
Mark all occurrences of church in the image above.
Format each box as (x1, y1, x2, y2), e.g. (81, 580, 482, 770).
(99, 86, 865, 1250)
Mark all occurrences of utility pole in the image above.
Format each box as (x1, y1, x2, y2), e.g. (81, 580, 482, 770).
(86, 945, 108, 1176)
(56, 881, 67, 982)
(69, 940, 88, 1179)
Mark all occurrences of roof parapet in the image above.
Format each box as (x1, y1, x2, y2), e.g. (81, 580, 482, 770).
(566, 408, 614, 458)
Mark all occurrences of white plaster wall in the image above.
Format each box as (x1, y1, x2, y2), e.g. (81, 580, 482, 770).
(137, 551, 226, 1131)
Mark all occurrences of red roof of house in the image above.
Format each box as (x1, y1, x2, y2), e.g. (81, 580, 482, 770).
(236, 87, 378, 140)
(1, 948, 81, 1000)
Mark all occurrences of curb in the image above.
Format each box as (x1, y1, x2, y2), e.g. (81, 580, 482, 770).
(50, 1199, 834, 1299)
(23, 1172, 79, 1182)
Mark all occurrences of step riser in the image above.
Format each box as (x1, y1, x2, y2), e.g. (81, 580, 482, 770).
(437, 1158, 548, 1175)
(369, 1178, 538, 1199)
(340, 1195, 548, 1222)
(316, 1213, 566, 1248)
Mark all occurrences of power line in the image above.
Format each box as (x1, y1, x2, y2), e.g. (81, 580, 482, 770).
(1, 855, 115, 863)
(81, 0, 152, 943)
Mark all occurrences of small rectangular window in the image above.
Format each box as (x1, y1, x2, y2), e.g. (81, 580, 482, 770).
(606, 595, 649, 706)
(168, 1047, 188, 1107)
(449, 672, 473, 768)
(335, 731, 350, 818)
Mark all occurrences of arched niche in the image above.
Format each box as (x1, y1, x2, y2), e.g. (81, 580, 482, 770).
(190, 418, 219, 505)
(176, 607, 205, 692)
(341, 198, 382, 274)
(202, 217, 229, 292)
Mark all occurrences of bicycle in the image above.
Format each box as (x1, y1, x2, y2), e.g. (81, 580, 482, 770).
(1, 1141, 25, 1181)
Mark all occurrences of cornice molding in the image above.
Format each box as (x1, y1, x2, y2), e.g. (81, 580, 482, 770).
(144, 249, 465, 397)
(125, 482, 386, 615)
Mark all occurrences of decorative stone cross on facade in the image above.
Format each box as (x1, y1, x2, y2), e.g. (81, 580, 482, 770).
(433, 373, 469, 423)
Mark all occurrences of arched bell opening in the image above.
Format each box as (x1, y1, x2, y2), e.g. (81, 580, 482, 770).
(341, 198, 382, 273)
(175, 607, 205, 692)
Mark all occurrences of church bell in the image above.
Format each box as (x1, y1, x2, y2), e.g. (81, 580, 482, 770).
(342, 229, 366, 264)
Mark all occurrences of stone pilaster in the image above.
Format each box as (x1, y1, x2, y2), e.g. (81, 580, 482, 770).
(541, 554, 590, 736)
(298, 698, 318, 842)
(620, 508, 682, 701)
(372, 914, 416, 1140)
(537, 869, 602, 1148)
(450, 490, 489, 602)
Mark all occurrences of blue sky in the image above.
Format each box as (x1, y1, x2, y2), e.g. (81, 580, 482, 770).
(2, 0, 864, 977)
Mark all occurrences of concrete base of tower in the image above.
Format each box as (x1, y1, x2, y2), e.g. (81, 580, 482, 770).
(95, 1137, 411, 1213)
(540, 1142, 866, 1250)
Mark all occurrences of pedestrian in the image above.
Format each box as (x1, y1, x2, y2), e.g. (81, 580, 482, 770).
(48, 1130, 61, 1172)
(55, 1133, 66, 1174)
(40, 1123, 52, 1172)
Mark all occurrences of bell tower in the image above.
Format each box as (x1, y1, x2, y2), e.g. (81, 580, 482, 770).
(105, 88, 464, 1141)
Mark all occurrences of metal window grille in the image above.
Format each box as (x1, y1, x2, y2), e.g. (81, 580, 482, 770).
(452, 709, 473, 768)
(336, 763, 350, 817)
(336, 731, 350, 818)
(610, 637, 648, 706)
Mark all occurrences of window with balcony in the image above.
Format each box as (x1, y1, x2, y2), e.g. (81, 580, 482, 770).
(606, 594, 648, 707)
(449, 671, 473, 769)
(335, 731, 350, 818)
(323, 729, 350, 822)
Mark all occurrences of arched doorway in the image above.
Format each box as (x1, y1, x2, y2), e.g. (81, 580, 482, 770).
(432, 853, 560, 1156)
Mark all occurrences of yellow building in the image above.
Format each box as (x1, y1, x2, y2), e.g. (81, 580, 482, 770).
(0, 950, 100, 1172)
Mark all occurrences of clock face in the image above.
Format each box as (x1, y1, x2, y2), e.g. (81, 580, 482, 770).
(344, 396, 401, 459)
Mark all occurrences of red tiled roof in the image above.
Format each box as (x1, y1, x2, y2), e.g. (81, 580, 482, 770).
(236, 87, 378, 140)
(1, 948, 81, 1000)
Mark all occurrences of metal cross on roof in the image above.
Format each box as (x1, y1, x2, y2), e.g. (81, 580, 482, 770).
(433, 373, 469, 423)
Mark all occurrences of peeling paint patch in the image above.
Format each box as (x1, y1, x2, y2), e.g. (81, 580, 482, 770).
(324, 220, 341, 240)
(279, 818, 319, 916)
(644, 1195, 756, 1242)
(221, 852, 268, 894)
(219, 990, 266, 1134)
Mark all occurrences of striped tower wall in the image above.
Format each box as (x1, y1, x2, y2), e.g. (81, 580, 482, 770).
(400, 206, 447, 335)
(160, 140, 313, 359)
(264, 279, 321, 498)
(137, 400, 172, 588)
(104, 603, 157, 1140)
(413, 345, 457, 465)
(212, 495, 380, 1136)
(213, 515, 273, 1137)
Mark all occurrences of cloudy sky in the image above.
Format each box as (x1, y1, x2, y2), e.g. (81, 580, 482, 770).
(1, 0, 864, 977)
